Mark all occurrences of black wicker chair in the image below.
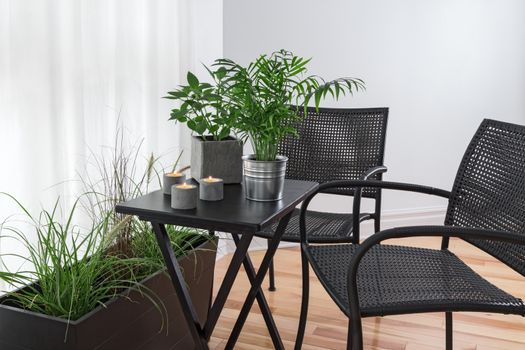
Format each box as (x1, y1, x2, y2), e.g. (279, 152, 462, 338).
(254, 106, 389, 291)
(296, 119, 525, 350)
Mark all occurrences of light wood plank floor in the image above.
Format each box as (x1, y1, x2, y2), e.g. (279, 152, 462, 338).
(210, 237, 525, 349)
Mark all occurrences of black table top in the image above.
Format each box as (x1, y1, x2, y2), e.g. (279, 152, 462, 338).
(115, 179, 318, 233)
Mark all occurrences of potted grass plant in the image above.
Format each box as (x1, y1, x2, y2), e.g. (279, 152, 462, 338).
(165, 71, 243, 184)
(213, 49, 365, 201)
(0, 129, 217, 350)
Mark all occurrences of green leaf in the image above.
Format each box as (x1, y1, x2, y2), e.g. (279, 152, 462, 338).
(187, 72, 199, 89)
(187, 119, 197, 131)
(166, 90, 187, 99)
(325, 85, 334, 98)
(218, 127, 231, 140)
(209, 124, 219, 133)
(215, 67, 227, 80)
(205, 93, 222, 101)
(314, 90, 322, 108)
(170, 109, 187, 121)
(334, 81, 340, 99)
(195, 121, 207, 135)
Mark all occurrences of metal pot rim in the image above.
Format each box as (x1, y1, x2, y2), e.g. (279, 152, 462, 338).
(242, 154, 288, 163)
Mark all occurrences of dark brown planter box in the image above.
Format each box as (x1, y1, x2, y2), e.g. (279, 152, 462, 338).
(0, 238, 217, 350)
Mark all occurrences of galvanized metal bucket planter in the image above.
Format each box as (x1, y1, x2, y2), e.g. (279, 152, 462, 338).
(191, 136, 243, 184)
(243, 155, 288, 201)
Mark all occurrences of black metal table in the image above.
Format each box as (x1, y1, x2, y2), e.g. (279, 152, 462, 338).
(115, 179, 318, 349)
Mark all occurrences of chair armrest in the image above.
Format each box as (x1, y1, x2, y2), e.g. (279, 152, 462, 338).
(344, 225, 525, 349)
(299, 180, 451, 244)
(352, 166, 388, 241)
(361, 166, 388, 180)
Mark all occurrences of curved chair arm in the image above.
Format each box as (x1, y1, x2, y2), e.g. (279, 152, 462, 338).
(299, 180, 451, 245)
(345, 225, 525, 350)
(352, 166, 388, 241)
(362, 166, 389, 180)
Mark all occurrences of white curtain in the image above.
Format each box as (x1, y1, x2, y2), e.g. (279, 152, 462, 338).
(0, 0, 223, 272)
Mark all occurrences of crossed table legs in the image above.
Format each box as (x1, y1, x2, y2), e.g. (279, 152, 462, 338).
(150, 211, 292, 350)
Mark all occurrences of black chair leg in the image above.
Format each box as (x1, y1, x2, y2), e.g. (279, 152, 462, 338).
(446, 312, 453, 350)
(268, 259, 276, 291)
(347, 315, 363, 350)
(346, 320, 353, 350)
(374, 216, 381, 233)
(294, 247, 310, 350)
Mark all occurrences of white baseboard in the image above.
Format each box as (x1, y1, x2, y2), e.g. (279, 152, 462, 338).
(215, 206, 447, 260)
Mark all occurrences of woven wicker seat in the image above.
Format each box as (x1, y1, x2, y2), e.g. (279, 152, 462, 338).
(256, 209, 371, 243)
(295, 119, 525, 350)
(253, 106, 389, 290)
(308, 244, 525, 317)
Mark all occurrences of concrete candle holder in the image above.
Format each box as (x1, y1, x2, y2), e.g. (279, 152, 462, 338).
(163, 172, 186, 195)
(199, 176, 224, 201)
(171, 183, 198, 209)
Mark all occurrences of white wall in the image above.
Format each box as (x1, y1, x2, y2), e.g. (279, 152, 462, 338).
(224, 0, 525, 232)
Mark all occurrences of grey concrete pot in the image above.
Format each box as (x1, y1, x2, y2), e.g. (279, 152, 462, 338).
(191, 136, 243, 184)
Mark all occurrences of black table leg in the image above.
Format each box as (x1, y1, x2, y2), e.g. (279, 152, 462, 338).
(231, 234, 283, 349)
(151, 221, 209, 350)
(268, 259, 276, 291)
(225, 212, 293, 349)
(207, 230, 216, 317)
(203, 232, 254, 340)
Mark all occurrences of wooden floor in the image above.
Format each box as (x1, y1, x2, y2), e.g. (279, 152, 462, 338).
(209, 237, 525, 349)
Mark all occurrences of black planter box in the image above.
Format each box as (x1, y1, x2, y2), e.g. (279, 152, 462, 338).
(0, 238, 217, 350)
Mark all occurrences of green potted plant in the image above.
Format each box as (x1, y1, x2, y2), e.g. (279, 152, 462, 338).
(165, 71, 243, 184)
(0, 197, 216, 350)
(0, 130, 217, 350)
(214, 50, 365, 201)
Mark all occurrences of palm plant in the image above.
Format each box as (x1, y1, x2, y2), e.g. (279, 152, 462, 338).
(211, 49, 365, 160)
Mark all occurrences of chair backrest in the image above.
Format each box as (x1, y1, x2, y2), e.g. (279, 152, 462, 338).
(445, 119, 525, 275)
(279, 106, 388, 198)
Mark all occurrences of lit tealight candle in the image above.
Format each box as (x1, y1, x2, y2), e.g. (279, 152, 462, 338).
(205, 176, 220, 182)
(199, 176, 224, 201)
(163, 171, 186, 195)
(171, 182, 198, 209)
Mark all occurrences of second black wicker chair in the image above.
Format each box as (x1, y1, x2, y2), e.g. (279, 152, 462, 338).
(296, 118, 525, 350)
(254, 106, 389, 290)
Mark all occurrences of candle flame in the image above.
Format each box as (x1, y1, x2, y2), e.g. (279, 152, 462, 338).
(204, 176, 222, 183)
(175, 182, 195, 189)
